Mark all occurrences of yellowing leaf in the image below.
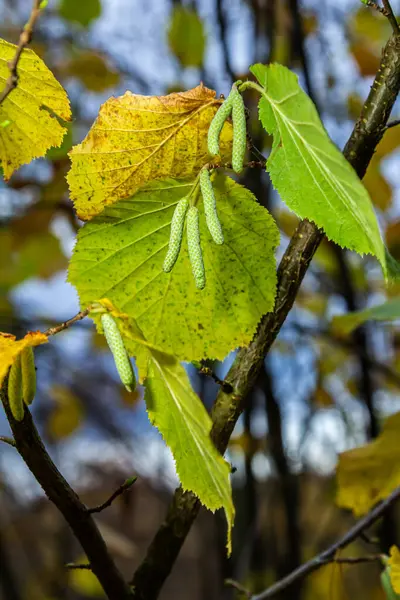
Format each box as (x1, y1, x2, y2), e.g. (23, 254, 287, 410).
(67, 85, 233, 220)
(389, 546, 400, 594)
(0, 39, 71, 178)
(66, 52, 120, 92)
(48, 385, 83, 439)
(168, 6, 206, 68)
(0, 331, 47, 386)
(336, 412, 400, 516)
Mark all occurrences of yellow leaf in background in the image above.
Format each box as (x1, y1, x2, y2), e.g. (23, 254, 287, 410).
(69, 556, 104, 597)
(389, 546, 400, 594)
(386, 220, 400, 261)
(66, 51, 120, 92)
(168, 6, 206, 68)
(67, 84, 233, 220)
(364, 159, 392, 211)
(0, 39, 71, 179)
(336, 412, 400, 516)
(0, 331, 47, 387)
(314, 385, 334, 408)
(48, 385, 83, 439)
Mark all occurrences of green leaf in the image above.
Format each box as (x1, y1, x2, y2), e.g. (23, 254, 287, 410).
(331, 297, 400, 334)
(145, 348, 234, 550)
(90, 302, 234, 551)
(68, 175, 279, 362)
(249, 63, 386, 276)
(168, 6, 206, 68)
(0, 39, 71, 178)
(59, 0, 101, 27)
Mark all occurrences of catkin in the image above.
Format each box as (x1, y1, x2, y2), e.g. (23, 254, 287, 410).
(8, 354, 25, 421)
(231, 92, 247, 173)
(101, 314, 136, 392)
(207, 93, 234, 156)
(21, 347, 36, 405)
(187, 206, 205, 289)
(199, 169, 224, 245)
(163, 197, 189, 272)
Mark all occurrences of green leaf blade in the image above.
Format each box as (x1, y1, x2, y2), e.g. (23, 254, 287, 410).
(68, 175, 279, 362)
(145, 347, 234, 551)
(250, 63, 386, 276)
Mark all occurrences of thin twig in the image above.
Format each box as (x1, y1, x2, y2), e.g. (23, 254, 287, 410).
(251, 486, 400, 599)
(333, 555, 383, 564)
(0, 0, 44, 106)
(381, 0, 400, 35)
(66, 563, 92, 570)
(44, 308, 91, 337)
(0, 436, 16, 448)
(88, 477, 137, 514)
(387, 118, 400, 128)
(225, 578, 252, 598)
(199, 366, 234, 394)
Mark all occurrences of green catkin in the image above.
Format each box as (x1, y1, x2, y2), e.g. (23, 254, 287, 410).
(231, 92, 247, 173)
(163, 197, 189, 272)
(8, 354, 25, 421)
(21, 347, 36, 405)
(199, 169, 224, 245)
(187, 206, 205, 289)
(381, 567, 400, 600)
(101, 313, 136, 392)
(207, 91, 235, 156)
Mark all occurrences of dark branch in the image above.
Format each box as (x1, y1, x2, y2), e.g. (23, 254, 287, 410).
(251, 486, 400, 599)
(88, 477, 137, 514)
(381, 0, 400, 35)
(130, 31, 400, 600)
(0, 0, 44, 106)
(0, 381, 133, 600)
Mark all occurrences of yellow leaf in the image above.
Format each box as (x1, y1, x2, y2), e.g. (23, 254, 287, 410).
(0, 39, 71, 178)
(336, 412, 400, 516)
(67, 84, 233, 220)
(0, 331, 47, 387)
(48, 385, 83, 439)
(69, 557, 104, 597)
(389, 546, 400, 594)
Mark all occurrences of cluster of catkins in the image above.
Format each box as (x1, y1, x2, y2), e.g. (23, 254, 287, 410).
(163, 83, 246, 289)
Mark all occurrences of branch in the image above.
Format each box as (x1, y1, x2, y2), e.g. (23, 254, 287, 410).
(0, 0, 44, 106)
(88, 477, 137, 514)
(0, 383, 133, 600)
(0, 436, 16, 448)
(44, 308, 91, 337)
(130, 31, 400, 600)
(251, 486, 400, 599)
(381, 0, 400, 35)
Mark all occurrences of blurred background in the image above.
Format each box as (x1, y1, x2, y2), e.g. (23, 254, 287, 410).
(1, 0, 400, 598)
